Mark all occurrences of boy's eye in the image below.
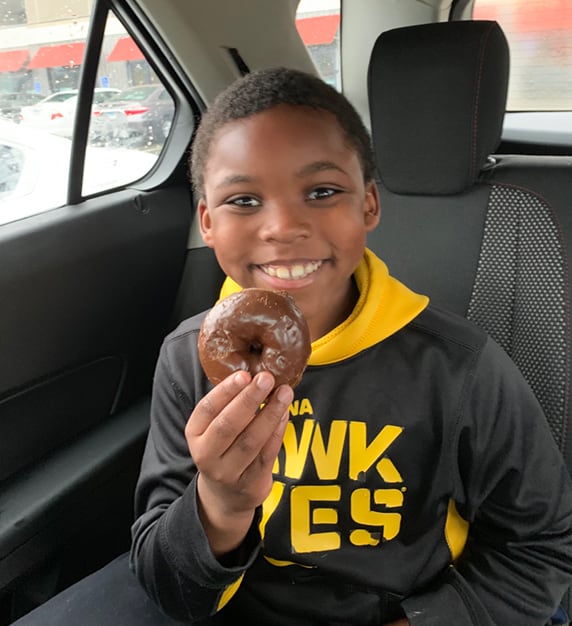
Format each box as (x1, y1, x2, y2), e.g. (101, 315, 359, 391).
(228, 196, 261, 208)
(307, 187, 338, 201)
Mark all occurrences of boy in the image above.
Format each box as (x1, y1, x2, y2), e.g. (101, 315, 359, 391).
(130, 67, 572, 625)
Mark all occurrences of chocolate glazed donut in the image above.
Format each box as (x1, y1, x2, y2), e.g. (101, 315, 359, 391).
(198, 288, 311, 388)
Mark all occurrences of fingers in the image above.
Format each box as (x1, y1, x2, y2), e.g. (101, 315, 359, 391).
(256, 391, 292, 464)
(187, 370, 292, 460)
(233, 402, 290, 499)
(226, 384, 293, 469)
(187, 369, 254, 437)
(188, 376, 294, 515)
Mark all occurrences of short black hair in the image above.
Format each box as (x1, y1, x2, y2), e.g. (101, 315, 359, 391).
(190, 67, 376, 198)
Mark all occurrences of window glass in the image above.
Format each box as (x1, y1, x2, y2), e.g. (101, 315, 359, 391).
(296, 0, 341, 89)
(0, 2, 174, 225)
(473, 0, 572, 112)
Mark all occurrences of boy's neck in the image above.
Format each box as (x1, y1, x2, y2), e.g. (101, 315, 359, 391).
(308, 278, 359, 342)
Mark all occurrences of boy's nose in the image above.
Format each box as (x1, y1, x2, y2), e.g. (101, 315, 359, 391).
(259, 202, 311, 243)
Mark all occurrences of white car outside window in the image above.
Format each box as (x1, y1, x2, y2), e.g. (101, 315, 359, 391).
(0, 120, 157, 224)
(19, 87, 121, 137)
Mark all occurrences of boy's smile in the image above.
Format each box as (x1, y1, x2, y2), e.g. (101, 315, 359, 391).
(198, 104, 380, 341)
(257, 260, 323, 281)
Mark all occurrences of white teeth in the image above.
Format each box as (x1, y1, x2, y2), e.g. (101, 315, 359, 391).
(290, 264, 305, 278)
(261, 261, 322, 280)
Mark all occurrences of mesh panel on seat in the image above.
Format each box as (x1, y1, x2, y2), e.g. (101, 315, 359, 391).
(467, 184, 569, 450)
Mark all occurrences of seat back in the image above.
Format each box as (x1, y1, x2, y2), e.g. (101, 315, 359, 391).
(367, 20, 572, 613)
(367, 20, 509, 316)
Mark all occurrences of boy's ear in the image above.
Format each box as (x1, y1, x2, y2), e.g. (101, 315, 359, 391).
(364, 181, 381, 232)
(198, 199, 214, 248)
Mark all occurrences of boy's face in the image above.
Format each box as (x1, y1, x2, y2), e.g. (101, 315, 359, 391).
(198, 104, 380, 340)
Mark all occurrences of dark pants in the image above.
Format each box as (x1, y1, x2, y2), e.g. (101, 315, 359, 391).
(11, 551, 569, 626)
(10, 552, 198, 626)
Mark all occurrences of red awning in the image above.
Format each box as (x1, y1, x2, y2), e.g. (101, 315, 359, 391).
(514, 1, 572, 32)
(27, 42, 85, 69)
(296, 14, 340, 46)
(0, 49, 29, 72)
(107, 37, 145, 62)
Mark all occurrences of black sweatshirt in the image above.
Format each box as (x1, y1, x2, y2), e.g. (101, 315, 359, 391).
(130, 249, 572, 625)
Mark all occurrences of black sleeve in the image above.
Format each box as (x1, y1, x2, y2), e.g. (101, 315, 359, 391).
(129, 335, 261, 622)
(404, 338, 572, 625)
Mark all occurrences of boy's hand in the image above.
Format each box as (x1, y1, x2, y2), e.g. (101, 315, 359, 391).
(185, 369, 293, 555)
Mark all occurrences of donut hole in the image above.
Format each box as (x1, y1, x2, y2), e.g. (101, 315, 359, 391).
(249, 340, 263, 355)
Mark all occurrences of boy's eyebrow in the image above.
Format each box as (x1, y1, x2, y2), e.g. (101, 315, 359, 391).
(214, 161, 345, 190)
(296, 160, 346, 177)
(214, 174, 258, 189)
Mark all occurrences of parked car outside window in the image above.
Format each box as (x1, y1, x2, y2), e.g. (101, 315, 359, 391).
(19, 87, 120, 138)
(0, 92, 44, 124)
(89, 84, 175, 149)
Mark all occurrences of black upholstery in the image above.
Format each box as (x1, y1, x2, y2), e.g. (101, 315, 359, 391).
(466, 182, 569, 450)
(367, 19, 572, 620)
(368, 20, 509, 195)
(479, 158, 572, 468)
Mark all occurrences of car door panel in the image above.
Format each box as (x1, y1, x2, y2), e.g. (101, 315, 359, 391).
(0, 184, 192, 608)
(0, 397, 150, 589)
(0, 355, 123, 483)
(0, 188, 190, 396)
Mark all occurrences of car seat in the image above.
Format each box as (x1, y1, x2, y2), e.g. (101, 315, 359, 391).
(367, 19, 572, 623)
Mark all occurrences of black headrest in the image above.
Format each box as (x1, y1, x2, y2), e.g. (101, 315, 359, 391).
(368, 20, 509, 195)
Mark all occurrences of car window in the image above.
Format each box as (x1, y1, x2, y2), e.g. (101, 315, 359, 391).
(93, 89, 120, 104)
(108, 86, 157, 101)
(473, 0, 572, 145)
(296, 0, 341, 90)
(0, 4, 176, 225)
(44, 91, 78, 103)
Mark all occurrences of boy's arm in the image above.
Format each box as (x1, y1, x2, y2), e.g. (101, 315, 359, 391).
(403, 338, 572, 625)
(129, 339, 261, 622)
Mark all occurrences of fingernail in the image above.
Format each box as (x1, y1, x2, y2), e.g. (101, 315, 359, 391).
(234, 370, 250, 385)
(276, 385, 293, 405)
(256, 372, 274, 392)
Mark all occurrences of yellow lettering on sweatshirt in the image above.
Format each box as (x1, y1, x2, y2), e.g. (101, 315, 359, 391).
(348, 423, 403, 482)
